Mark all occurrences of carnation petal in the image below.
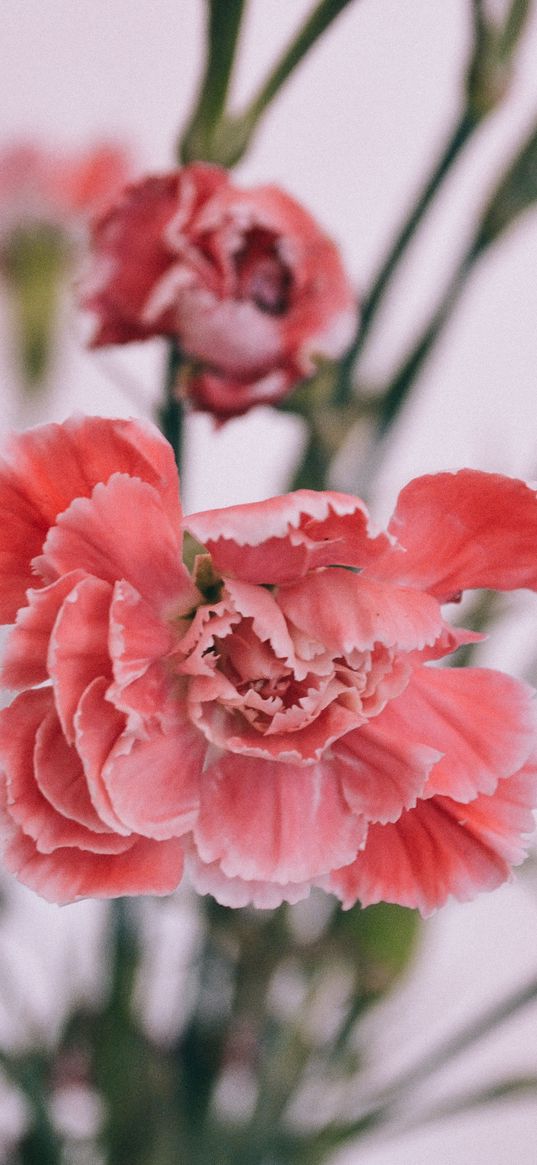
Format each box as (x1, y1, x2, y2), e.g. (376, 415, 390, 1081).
(185, 490, 390, 584)
(0, 787, 184, 903)
(376, 666, 536, 802)
(48, 574, 112, 742)
(35, 474, 195, 614)
(74, 676, 130, 834)
(102, 716, 206, 840)
(373, 470, 537, 600)
(0, 415, 181, 622)
(108, 579, 176, 716)
(278, 569, 444, 654)
(34, 707, 118, 836)
(195, 753, 365, 883)
(1, 571, 87, 689)
(186, 845, 313, 909)
(329, 756, 537, 915)
(0, 690, 130, 855)
(335, 722, 440, 823)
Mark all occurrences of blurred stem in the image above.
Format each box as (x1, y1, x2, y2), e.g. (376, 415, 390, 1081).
(180, 0, 358, 166)
(172, 901, 236, 1155)
(242, 0, 356, 128)
(403, 1074, 537, 1133)
(179, 0, 246, 163)
(290, 424, 330, 490)
(334, 109, 479, 406)
(93, 900, 158, 1165)
(453, 589, 502, 668)
(157, 341, 185, 473)
(14, 1057, 62, 1165)
(309, 970, 537, 1156)
(375, 244, 479, 439)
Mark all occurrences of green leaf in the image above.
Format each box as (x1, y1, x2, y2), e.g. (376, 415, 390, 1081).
(2, 225, 68, 389)
(335, 901, 420, 993)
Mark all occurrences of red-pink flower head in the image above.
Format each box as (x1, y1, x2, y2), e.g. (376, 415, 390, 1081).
(0, 141, 132, 240)
(81, 164, 356, 419)
(0, 142, 133, 385)
(0, 416, 536, 912)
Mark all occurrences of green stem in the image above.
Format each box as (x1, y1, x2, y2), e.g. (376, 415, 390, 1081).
(289, 424, 330, 491)
(157, 341, 185, 473)
(179, 0, 247, 163)
(376, 244, 479, 439)
(14, 1057, 62, 1165)
(312, 970, 537, 1155)
(243, 0, 357, 128)
(334, 109, 479, 406)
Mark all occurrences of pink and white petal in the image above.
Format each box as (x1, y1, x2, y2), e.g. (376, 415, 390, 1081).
(74, 677, 131, 834)
(34, 707, 118, 835)
(412, 622, 485, 664)
(1, 570, 87, 689)
(0, 415, 182, 622)
(200, 699, 365, 764)
(194, 754, 365, 884)
(110, 579, 176, 685)
(376, 666, 536, 802)
(186, 845, 313, 908)
(224, 578, 297, 665)
(0, 793, 185, 904)
(185, 490, 391, 585)
(278, 570, 443, 655)
(0, 691, 130, 855)
(334, 722, 441, 824)
(372, 470, 537, 600)
(48, 575, 113, 742)
(329, 756, 537, 915)
(102, 715, 206, 839)
(35, 474, 196, 614)
(107, 579, 175, 716)
(188, 366, 294, 420)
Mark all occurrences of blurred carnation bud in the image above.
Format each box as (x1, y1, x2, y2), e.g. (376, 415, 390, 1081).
(466, 0, 531, 117)
(80, 163, 357, 421)
(0, 142, 132, 389)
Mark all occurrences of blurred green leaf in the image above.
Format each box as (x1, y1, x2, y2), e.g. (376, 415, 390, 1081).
(2, 225, 68, 389)
(334, 901, 420, 995)
(414, 1074, 537, 1129)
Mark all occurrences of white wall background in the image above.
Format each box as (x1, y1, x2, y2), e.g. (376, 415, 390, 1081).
(1, 2, 537, 1161)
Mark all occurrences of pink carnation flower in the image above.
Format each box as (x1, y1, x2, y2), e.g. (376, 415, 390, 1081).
(0, 142, 132, 239)
(80, 165, 356, 419)
(0, 416, 536, 913)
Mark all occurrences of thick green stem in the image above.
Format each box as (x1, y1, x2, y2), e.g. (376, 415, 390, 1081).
(14, 1057, 62, 1165)
(182, 0, 358, 167)
(289, 424, 331, 491)
(179, 0, 247, 163)
(157, 341, 185, 472)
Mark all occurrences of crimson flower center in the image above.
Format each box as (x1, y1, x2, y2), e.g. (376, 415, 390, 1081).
(234, 227, 292, 316)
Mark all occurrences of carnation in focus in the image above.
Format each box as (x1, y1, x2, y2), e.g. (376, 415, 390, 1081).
(80, 165, 356, 419)
(0, 415, 536, 913)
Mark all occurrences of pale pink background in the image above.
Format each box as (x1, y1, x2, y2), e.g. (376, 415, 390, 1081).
(1, 2, 537, 1161)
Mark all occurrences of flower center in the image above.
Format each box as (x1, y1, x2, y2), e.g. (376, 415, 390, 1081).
(235, 228, 292, 315)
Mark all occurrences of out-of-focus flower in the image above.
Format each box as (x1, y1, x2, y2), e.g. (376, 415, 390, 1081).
(80, 164, 356, 419)
(0, 142, 131, 386)
(0, 417, 536, 913)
